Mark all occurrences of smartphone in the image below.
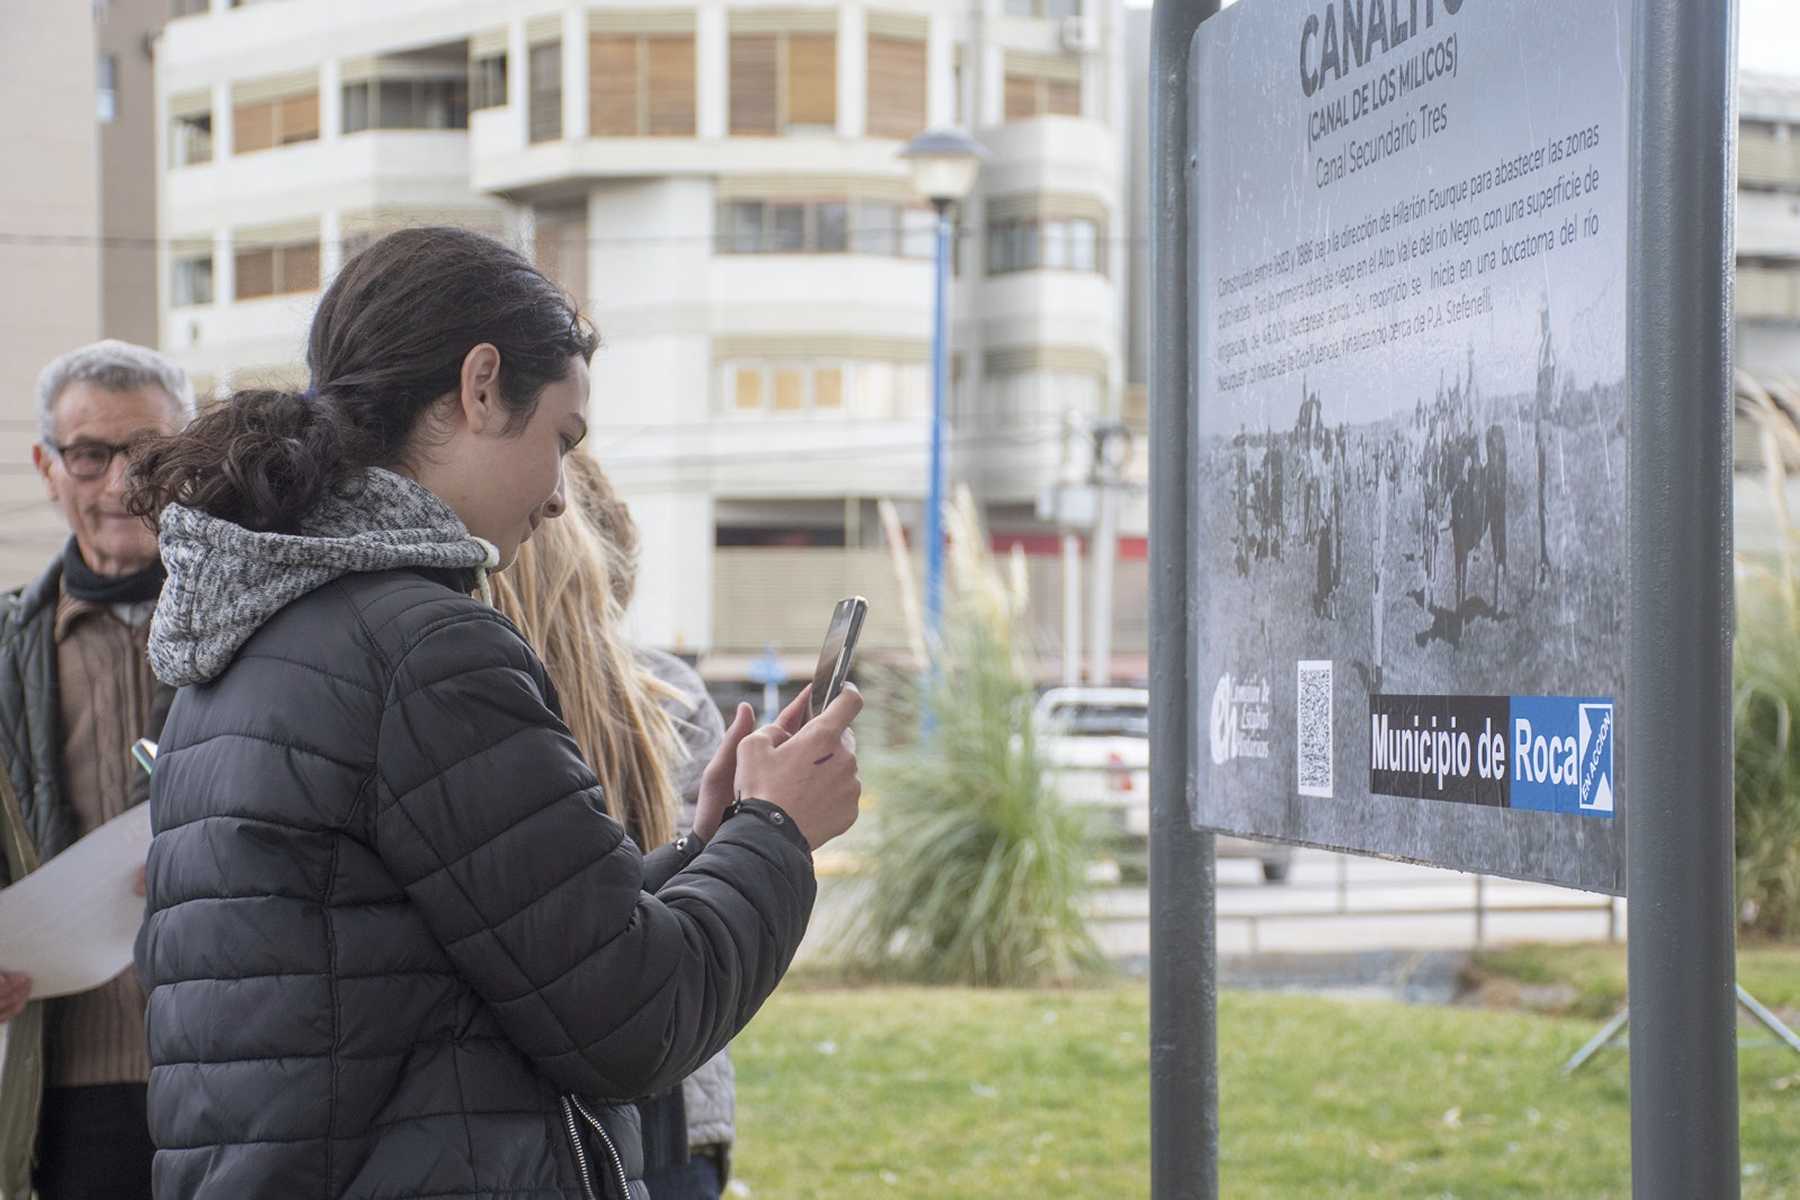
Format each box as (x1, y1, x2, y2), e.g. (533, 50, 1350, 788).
(808, 597, 869, 720)
(131, 738, 158, 777)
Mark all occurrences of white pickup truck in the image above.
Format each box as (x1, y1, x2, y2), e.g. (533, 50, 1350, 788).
(1032, 686, 1294, 883)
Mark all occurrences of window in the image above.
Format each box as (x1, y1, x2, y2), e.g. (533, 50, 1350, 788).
(589, 33, 696, 136)
(342, 78, 468, 133)
(171, 110, 212, 166)
(529, 42, 562, 142)
(857, 203, 936, 259)
(343, 83, 370, 133)
(981, 368, 1101, 429)
(717, 198, 931, 257)
(1004, 66, 1081, 121)
(733, 367, 764, 411)
(1008, 0, 1082, 15)
(278, 92, 321, 143)
(1740, 117, 1800, 194)
(470, 53, 508, 110)
(852, 202, 899, 255)
(97, 55, 118, 122)
(233, 240, 322, 300)
(867, 35, 926, 140)
(786, 35, 835, 127)
(234, 88, 320, 154)
(817, 202, 848, 252)
(730, 30, 836, 135)
(900, 208, 936, 259)
(173, 256, 213, 307)
(722, 360, 926, 418)
(987, 216, 1106, 275)
(773, 366, 807, 411)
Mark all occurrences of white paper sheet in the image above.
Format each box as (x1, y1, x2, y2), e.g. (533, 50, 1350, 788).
(0, 803, 151, 999)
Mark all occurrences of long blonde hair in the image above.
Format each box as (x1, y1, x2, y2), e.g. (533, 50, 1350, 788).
(491, 452, 682, 848)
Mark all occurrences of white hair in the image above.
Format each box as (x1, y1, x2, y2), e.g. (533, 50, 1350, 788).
(35, 339, 197, 444)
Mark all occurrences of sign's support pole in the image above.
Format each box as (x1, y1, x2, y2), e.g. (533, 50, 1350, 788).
(1149, 1, 1221, 1197)
(1627, 0, 1740, 1195)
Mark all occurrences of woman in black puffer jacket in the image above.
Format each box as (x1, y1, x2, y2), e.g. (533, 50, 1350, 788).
(125, 228, 863, 1200)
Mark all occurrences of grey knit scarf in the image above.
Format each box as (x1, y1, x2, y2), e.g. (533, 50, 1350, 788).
(149, 468, 496, 687)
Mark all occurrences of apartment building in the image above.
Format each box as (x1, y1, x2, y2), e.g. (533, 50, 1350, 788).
(155, 0, 1132, 679)
(1738, 74, 1800, 377)
(0, 0, 170, 589)
(1720, 73, 1800, 553)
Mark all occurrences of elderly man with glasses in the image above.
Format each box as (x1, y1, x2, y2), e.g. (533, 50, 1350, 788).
(0, 340, 194, 1200)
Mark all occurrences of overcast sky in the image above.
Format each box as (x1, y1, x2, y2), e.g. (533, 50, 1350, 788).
(1740, 0, 1800, 77)
(1125, 0, 1800, 78)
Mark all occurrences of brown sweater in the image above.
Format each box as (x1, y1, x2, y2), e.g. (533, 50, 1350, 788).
(45, 589, 156, 1089)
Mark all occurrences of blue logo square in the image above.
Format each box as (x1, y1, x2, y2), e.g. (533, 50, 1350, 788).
(1508, 696, 1615, 818)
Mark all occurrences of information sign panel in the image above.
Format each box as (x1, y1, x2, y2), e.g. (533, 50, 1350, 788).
(1189, 0, 1631, 891)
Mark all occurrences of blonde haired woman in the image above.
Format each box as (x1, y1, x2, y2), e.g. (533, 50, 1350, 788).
(493, 451, 740, 1199)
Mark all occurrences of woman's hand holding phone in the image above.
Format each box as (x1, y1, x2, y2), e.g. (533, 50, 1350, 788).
(735, 684, 862, 851)
(694, 683, 863, 850)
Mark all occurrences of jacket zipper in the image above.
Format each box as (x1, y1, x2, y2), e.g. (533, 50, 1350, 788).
(559, 1096, 599, 1200)
(569, 1094, 632, 1200)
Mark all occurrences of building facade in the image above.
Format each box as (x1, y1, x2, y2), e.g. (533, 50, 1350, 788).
(0, 0, 169, 589)
(155, 0, 1133, 679)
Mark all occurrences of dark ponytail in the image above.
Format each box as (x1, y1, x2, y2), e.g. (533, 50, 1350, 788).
(127, 226, 598, 533)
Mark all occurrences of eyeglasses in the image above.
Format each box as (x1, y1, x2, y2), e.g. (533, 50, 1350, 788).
(45, 437, 140, 482)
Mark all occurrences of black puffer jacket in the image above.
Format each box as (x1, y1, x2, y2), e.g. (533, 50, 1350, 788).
(138, 471, 817, 1199)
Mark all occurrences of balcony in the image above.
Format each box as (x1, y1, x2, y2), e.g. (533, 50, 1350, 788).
(1741, 131, 1800, 192)
(709, 545, 1150, 669)
(164, 292, 315, 376)
(1738, 189, 1800, 259)
(712, 254, 934, 336)
(978, 117, 1120, 202)
(979, 269, 1117, 352)
(165, 131, 473, 234)
(471, 104, 919, 199)
(596, 415, 936, 500)
(1740, 264, 1800, 322)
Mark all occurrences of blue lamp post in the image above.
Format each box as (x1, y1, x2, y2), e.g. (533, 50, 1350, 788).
(901, 129, 987, 646)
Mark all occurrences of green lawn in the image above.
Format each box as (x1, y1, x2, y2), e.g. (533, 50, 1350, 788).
(730, 974, 1800, 1198)
(1468, 940, 1800, 1021)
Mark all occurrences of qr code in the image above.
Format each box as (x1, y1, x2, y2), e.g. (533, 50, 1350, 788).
(1296, 660, 1333, 798)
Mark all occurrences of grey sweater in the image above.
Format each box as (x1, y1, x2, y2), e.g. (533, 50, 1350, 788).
(638, 648, 736, 1153)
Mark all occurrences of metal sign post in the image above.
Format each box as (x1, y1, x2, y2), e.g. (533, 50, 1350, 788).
(1149, 0, 1740, 1194)
(1625, 0, 1739, 1193)
(1149, 2, 1221, 1198)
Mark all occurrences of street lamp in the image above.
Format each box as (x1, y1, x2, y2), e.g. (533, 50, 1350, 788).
(901, 128, 987, 646)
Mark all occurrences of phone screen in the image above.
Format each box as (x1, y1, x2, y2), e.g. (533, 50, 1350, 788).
(809, 598, 867, 719)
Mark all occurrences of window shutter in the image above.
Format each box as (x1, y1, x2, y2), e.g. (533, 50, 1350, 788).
(785, 33, 836, 127)
(530, 42, 563, 142)
(773, 367, 807, 410)
(734, 366, 765, 410)
(866, 35, 925, 140)
(233, 100, 274, 153)
(282, 242, 321, 292)
(234, 248, 275, 299)
(1047, 78, 1080, 117)
(1003, 75, 1038, 122)
(589, 35, 640, 134)
(645, 35, 696, 135)
(730, 35, 778, 135)
(277, 92, 320, 143)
